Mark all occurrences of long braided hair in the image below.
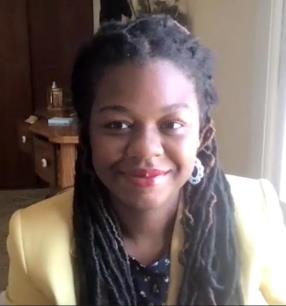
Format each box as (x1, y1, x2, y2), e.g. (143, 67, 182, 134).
(71, 15, 243, 305)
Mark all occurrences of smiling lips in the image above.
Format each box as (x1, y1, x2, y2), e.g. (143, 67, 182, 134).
(125, 168, 170, 188)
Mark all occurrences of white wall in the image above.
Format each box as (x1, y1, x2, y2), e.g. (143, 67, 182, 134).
(186, 0, 277, 179)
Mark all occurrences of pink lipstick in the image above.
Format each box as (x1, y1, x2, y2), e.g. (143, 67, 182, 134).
(126, 168, 170, 188)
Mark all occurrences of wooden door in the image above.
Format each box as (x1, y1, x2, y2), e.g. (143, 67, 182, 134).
(0, 0, 36, 188)
(27, 0, 94, 113)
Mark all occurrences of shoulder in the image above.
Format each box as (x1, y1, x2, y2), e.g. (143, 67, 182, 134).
(225, 176, 286, 304)
(226, 174, 275, 199)
(225, 174, 284, 271)
(225, 174, 284, 270)
(10, 188, 74, 234)
(19, 187, 74, 217)
(225, 174, 281, 237)
(225, 174, 285, 226)
(6, 188, 76, 305)
(225, 174, 279, 216)
(8, 188, 74, 267)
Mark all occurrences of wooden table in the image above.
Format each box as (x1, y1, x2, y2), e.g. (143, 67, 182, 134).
(18, 118, 79, 189)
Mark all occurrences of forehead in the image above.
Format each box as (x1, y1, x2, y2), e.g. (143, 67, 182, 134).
(93, 59, 198, 112)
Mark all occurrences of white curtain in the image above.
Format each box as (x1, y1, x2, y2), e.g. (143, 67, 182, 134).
(261, 0, 286, 200)
(278, 2, 286, 204)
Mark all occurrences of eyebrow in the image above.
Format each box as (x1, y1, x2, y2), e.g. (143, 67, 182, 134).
(97, 103, 190, 114)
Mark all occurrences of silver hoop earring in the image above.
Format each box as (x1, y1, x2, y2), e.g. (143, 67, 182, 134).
(189, 158, 204, 185)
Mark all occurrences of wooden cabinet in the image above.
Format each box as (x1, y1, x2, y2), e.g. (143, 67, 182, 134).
(18, 123, 33, 155)
(1, 0, 93, 188)
(33, 137, 57, 186)
(19, 119, 79, 190)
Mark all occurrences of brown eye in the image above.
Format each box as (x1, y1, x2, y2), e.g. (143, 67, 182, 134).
(104, 121, 132, 131)
(161, 121, 184, 131)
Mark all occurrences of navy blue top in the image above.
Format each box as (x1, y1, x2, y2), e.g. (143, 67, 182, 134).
(129, 255, 171, 306)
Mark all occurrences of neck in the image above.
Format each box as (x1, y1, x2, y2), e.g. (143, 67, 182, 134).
(110, 191, 181, 265)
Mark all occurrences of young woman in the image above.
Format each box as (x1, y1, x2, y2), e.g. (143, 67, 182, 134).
(5, 15, 286, 305)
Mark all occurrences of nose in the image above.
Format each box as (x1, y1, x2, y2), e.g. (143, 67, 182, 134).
(126, 126, 164, 160)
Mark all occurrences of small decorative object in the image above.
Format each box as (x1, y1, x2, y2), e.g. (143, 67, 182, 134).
(46, 81, 75, 118)
(47, 81, 63, 111)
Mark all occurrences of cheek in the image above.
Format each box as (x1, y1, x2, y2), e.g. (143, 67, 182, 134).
(170, 132, 200, 176)
(90, 133, 127, 168)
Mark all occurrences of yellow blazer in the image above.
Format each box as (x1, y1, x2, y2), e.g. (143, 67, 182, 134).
(4, 175, 286, 305)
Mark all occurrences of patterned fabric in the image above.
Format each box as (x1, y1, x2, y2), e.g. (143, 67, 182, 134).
(129, 255, 171, 306)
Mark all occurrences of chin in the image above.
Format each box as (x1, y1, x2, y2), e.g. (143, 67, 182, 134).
(119, 190, 173, 211)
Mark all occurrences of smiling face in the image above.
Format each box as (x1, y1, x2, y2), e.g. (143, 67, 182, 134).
(90, 59, 200, 211)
